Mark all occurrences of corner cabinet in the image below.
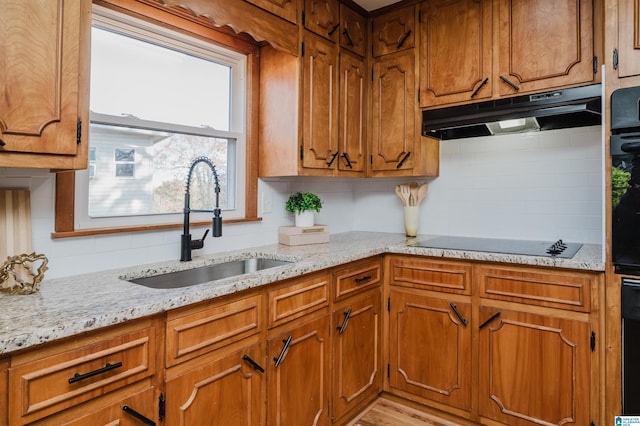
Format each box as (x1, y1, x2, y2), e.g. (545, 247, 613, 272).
(0, 0, 90, 169)
(611, 0, 640, 81)
(419, 0, 600, 109)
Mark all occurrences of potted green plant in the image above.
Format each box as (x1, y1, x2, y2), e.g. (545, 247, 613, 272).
(285, 192, 323, 227)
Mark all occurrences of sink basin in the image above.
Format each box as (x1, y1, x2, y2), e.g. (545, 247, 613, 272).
(127, 257, 292, 289)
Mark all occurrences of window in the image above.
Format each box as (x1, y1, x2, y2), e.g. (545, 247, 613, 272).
(73, 5, 247, 229)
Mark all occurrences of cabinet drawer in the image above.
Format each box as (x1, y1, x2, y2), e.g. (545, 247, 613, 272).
(388, 256, 472, 295)
(166, 293, 263, 367)
(477, 265, 598, 312)
(9, 325, 156, 424)
(268, 272, 330, 328)
(334, 259, 382, 301)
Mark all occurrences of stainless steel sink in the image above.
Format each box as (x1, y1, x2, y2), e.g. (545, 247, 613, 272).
(127, 258, 292, 289)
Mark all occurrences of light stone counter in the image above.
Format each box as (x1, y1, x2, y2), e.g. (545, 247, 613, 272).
(0, 231, 604, 355)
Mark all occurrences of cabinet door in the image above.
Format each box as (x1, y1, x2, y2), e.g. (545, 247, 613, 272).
(372, 6, 415, 57)
(419, 0, 493, 107)
(340, 4, 366, 57)
(164, 343, 265, 426)
(267, 315, 331, 426)
(617, 0, 640, 78)
(332, 291, 382, 421)
(245, 0, 298, 23)
(302, 31, 339, 172)
(0, 0, 86, 156)
(338, 51, 366, 174)
(478, 306, 591, 425)
(389, 289, 471, 411)
(58, 388, 156, 426)
(371, 52, 415, 173)
(304, 0, 340, 41)
(497, 0, 595, 95)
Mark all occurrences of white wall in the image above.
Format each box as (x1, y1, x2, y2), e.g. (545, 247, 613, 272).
(0, 126, 603, 279)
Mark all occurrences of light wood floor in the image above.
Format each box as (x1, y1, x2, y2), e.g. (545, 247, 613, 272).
(345, 398, 465, 426)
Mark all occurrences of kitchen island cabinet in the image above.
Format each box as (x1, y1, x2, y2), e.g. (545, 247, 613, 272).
(0, 0, 90, 170)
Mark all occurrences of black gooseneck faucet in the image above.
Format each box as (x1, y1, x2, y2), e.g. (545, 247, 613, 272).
(181, 156, 222, 261)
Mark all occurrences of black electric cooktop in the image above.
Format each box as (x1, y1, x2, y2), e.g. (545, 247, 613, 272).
(410, 236, 583, 259)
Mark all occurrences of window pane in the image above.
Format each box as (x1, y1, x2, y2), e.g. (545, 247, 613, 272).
(88, 124, 232, 217)
(90, 27, 231, 130)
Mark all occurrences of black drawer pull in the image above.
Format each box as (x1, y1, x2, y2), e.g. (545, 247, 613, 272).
(341, 152, 353, 168)
(499, 75, 520, 91)
(470, 77, 489, 98)
(449, 303, 468, 327)
(396, 152, 411, 168)
(273, 336, 293, 368)
(397, 29, 411, 49)
(123, 405, 156, 425)
(343, 28, 354, 47)
(479, 312, 501, 329)
(243, 354, 265, 373)
(0, 139, 5, 147)
(68, 361, 123, 384)
(328, 23, 340, 36)
(337, 308, 352, 334)
(354, 275, 372, 284)
(327, 151, 339, 167)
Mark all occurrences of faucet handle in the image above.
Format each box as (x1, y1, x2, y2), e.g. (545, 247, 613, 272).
(191, 229, 209, 250)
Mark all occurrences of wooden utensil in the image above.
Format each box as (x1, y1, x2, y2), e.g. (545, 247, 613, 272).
(0, 189, 32, 262)
(395, 185, 407, 206)
(417, 183, 429, 204)
(409, 182, 419, 206)
(399, 184, 411, 206)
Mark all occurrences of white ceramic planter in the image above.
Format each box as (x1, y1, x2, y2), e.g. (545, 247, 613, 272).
(295, 210, 315, 227)
(404, 206, 419, 237)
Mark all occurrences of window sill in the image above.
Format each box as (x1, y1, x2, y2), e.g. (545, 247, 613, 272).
(51, 217, 263, 239)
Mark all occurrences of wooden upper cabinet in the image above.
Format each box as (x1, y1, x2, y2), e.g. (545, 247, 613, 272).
(497, 0, 596, 95)
(245, 0, 298, 23)
(338, 51, 366, 175)
(419, 0, 493, 107)
(615, 0, 640, 79)
(372, 5, 415, 57)
(304, 0, 340, 42)
(371, 51, 416, 174)
(302, 31, 339, 172)
(340, 4, 366, 57)
(0, 0, 90, 169)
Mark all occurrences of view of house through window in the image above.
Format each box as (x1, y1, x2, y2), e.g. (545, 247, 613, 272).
(78, 7, 246, 225)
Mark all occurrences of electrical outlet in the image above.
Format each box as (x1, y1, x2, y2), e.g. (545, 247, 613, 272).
(261, 190, 272, 214)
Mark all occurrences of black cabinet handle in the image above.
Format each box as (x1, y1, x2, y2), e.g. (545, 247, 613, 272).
(243, 354, 265, 373)
(328, 23, 340, 36)
(397, 29, 411, 49)
(449, 303, 468, 326)
(479, 312, 501, 329)
(273, 336, 292, 368)
(337, 308, 352, 334)
(68, 361, 123, 384)
(470, 77, 489, 98)
(499, 76, 520, 91)
(0, 139, 5, 147)
(327, 151, 339, 167)
(396, 152, 411, 168)
(123, 406, 156, 425)
(341, 152, 353, 168)
(343, 28, 354, 47)
(354, 275, 371, 284)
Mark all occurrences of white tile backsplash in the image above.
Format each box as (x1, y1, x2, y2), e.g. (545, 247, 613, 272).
(0, 126, 604, 278)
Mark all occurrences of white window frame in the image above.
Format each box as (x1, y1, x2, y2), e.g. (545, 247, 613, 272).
(74, 5, 247, 229)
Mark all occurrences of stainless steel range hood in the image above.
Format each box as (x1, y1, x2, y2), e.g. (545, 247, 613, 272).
(422, 84, 602, 140)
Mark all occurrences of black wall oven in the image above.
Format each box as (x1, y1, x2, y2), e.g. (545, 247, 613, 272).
(611, 87, 640, 275)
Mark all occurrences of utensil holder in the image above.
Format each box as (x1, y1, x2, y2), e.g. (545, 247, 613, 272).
(404, 206, 420, 237)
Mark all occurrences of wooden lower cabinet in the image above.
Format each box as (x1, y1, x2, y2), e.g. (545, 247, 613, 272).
(267, 314, 331, 426)
(331, 290, 382, 422)
(388, 288, 472, 412)
(164, 342, 265, 425)
(478, 306, 591, 426)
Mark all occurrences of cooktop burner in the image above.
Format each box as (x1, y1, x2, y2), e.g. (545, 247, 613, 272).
(410, 236, 583, 259)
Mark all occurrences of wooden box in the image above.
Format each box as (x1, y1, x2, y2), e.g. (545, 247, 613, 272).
(278, 225, 329, 246)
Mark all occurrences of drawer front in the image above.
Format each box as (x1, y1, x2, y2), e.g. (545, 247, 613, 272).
(268, 273, 330, 328)
(388, 256, 472, 295)
(9, 326, 156, 425)
(334, 259, 382, 301)
(166, 293, 263, 367)
(477, 265, 597, 312)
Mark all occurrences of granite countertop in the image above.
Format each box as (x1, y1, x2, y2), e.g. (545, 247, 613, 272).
(0, 231, 604, 356)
